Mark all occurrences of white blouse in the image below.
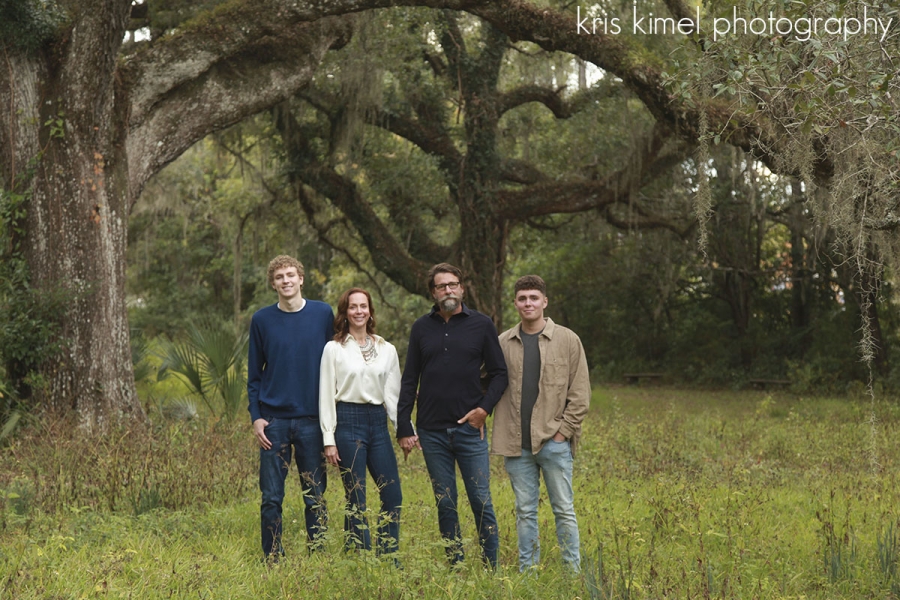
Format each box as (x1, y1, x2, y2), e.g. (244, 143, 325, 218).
(319, 335, 401, 447)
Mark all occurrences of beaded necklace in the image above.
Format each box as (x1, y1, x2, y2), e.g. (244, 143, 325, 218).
(359, 335, 378, 364)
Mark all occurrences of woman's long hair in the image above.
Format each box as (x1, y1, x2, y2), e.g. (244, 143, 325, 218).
(333, 287, 376, 342)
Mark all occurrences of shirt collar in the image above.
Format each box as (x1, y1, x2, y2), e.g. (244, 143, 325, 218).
(511, 317, 555, 340)
(428, 302, 471, 320)
(341, 333, 382, 345)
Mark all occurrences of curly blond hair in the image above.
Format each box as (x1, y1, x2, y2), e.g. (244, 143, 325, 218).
(266, 255, 304, 287)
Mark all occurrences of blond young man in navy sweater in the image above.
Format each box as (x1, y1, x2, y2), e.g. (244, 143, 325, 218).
(248, 255, 334, 560)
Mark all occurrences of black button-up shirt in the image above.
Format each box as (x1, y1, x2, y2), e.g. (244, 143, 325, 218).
(397, 303, 508, 437)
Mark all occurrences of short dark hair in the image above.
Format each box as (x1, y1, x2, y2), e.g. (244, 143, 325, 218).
(333, 287, 376, 342)
(514, 275, 547, 297)
(426, 263, 464, 292)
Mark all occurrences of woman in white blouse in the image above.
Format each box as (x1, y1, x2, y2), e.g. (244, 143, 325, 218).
(320, 287, 402, 555)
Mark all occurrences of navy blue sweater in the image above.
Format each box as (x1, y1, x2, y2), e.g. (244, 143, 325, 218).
(247, 300, 335, 422)
(397, 304, 508, 438)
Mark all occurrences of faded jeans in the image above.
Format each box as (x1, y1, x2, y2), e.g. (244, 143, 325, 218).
(504, 439, 580, 571)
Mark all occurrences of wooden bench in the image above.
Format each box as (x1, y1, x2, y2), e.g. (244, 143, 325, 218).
(747, 379, 791, 390)
(623, 373, 664, 384)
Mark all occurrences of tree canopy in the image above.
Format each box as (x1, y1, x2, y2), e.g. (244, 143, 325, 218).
(1, 0, 898, 427)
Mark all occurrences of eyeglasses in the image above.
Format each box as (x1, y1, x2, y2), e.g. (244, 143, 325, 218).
(433, 281, 461, 292)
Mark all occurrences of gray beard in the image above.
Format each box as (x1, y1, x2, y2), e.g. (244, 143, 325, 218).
(440, 296, 460, 312)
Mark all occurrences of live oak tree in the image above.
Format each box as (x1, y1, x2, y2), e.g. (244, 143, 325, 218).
(273, 0, 900, 325)
(2, 0, 897, 427)
(456, 0, 900, 369)
(274, 0, 899, 342)
(0, 0, 353, 427)
(276, 7, 688, 325)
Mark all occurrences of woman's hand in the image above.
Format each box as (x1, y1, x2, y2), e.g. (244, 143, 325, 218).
(398, 436, 421, 460)
(324, 445, 340, 466)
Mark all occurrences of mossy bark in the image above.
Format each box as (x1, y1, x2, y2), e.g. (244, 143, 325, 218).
(0, 1, 352, 430)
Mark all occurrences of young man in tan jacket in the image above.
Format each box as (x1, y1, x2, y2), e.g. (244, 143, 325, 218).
(492, 275, 591, 572)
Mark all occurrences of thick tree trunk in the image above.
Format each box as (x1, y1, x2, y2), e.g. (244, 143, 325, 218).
(454, 21, 508, 328)
(1, 2, 352, 430)
(457, 187, 508, 328)
(27, 140, 141, 427)
(0, 3, 146, 430)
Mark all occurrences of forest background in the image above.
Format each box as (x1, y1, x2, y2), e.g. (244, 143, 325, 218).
(0, 0, 900, 428)
(2, 0, 900, 597)
(2, 1, 900, 443)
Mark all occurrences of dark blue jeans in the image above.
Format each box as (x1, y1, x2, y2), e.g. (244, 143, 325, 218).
(259, 416, 327, 557)
(334, 402, 402, 554)
(418, 424, 499, 567)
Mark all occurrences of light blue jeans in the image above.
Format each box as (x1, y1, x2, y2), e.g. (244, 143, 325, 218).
(504, 439, 580, 571)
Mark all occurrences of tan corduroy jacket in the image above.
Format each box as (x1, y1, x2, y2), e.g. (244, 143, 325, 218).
(491, 318, 591, 457)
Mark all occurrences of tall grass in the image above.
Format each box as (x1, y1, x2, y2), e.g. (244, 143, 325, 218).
(2, 387, 900, 598)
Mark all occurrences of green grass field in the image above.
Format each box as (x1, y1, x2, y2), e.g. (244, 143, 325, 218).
(2, 387, 900, 598)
